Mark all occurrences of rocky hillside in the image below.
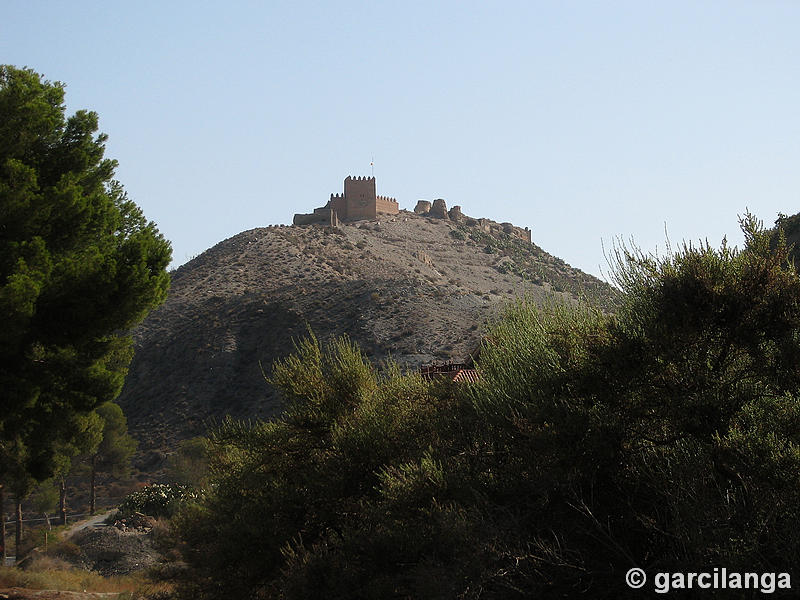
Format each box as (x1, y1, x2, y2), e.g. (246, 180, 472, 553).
(117, 209, 617, 458)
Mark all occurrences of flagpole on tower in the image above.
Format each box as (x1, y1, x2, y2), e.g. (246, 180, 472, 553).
(370, 157, 374, 178)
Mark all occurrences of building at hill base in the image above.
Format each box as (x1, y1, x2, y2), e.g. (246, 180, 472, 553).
(420, 362, 480, 383)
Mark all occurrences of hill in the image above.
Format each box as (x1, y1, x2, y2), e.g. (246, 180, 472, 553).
(117, 209, 617, 461)
(774, 212, 800, 258)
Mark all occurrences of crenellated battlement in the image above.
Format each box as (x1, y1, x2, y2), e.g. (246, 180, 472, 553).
(332, 175, 398, 221)
(295, 175, 398, 226)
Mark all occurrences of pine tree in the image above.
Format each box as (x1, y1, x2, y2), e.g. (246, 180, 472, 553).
(0, 65, 171, 497)
(89, 402, 137, 515)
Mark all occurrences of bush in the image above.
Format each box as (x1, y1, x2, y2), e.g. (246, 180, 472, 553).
(49, 540, 82, 560)
(117, 483, 200, 519)
(173, 214, 800, 598)
(166, 437, 210, 487)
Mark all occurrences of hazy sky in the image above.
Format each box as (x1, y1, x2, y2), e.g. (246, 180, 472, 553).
(3, 1, 799, 278)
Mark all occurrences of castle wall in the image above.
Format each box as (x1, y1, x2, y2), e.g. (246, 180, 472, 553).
(329, 194, 347, 219)
(477, 218, 531, 243)
(316, 206, 339, 226)
(375, 195, 399, 216)
(505, 223, 532, 243)
(293, 207, 338, 226)
(345, 198, 377, 220)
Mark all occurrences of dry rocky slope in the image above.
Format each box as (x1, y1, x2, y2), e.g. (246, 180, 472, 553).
(118, 210, 617, 459)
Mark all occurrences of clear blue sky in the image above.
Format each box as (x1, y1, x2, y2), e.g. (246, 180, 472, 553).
(3, 1, 799, 277)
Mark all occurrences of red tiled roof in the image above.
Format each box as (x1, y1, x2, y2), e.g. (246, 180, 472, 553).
(451, 369, 479, 383)
(420, 363, 480, 383)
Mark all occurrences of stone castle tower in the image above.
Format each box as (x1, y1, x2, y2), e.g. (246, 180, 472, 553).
(327, 176, 398, 221)
(293, 176, 398, 226)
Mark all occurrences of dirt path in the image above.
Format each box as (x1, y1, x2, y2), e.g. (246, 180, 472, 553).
(62, 511, 115, 539)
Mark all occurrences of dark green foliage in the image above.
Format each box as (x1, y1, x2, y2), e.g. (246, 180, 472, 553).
(175, 214, 800, 598)
(464, 214, 800, 594)
(29, 478, 59, 515)
(0, 66, 171, 486)
(166, 437, 211, 488)
(85, 402, 137, 514)
(92, 402, 137, 478)
(174, 335, 478, 599)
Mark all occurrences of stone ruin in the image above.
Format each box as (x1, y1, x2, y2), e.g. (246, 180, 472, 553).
(430, 199, 448, 219)
(293, 176, 532, 244)
(413, 200, 431, 214)
(414, 198, 450, 219)
(448, 205, 463, 222)
(412, 198, 531, 243)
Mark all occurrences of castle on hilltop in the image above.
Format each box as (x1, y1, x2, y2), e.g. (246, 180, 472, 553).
(291, 176, 531, 245)
(293, 176, 399, 226)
